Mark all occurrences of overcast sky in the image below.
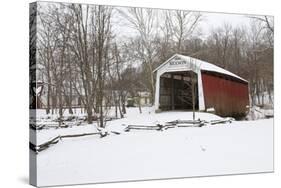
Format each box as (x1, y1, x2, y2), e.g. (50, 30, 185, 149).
(111, 7, 256, 41)
(200, 12, 252, 35)
(38, 1, 267, 39)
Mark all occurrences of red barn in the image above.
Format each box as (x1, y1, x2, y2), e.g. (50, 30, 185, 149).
(154, 54, 249, 118)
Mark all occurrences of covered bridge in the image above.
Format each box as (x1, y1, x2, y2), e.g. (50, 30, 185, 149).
(154, 54, 249, 118)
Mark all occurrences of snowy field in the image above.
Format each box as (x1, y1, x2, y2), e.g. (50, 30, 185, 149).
(32, 107, 274, 187)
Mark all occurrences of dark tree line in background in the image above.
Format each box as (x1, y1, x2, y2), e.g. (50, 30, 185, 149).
(36, 2, 273, 127)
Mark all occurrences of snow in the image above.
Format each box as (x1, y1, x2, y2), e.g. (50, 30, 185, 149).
(178, 54, 248, 82)
(154, 54, 247, 82)
(32, 107, 273, 187)
(247, 106, 274, 120)
(206, 107, 215, 112)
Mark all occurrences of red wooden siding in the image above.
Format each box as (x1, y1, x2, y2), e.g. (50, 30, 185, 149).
(201, 72, 249, 117)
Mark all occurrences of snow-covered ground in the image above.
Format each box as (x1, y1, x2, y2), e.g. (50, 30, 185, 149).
(246, 105, 274, 120)
(33, 107, 274, 187)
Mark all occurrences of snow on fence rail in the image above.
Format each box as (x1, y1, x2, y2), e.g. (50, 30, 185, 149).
(30, 133, 99, 153)
(30, 129, 121, 153)
(30, 117, 234, 153)
(30, 115, 120, 130)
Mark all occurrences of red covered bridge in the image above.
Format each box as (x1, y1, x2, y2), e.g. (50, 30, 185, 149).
(154, 54, 249, 118)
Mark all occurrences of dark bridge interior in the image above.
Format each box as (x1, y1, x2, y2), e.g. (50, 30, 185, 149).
(159, 71, 198, 111)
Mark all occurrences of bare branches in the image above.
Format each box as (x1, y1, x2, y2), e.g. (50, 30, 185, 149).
(249, 15, 274, 33)
(165, 10, 202, 52)
(36, 2, 273, 123)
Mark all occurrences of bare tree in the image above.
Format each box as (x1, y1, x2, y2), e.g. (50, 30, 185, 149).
(36, 2, 273, 124)
(166, 10, 202, 52)
(94, 5, 113, 127)
(119, 8, 159, 103)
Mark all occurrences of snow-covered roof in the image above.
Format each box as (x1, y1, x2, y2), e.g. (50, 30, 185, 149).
(154, 54, 248, 83)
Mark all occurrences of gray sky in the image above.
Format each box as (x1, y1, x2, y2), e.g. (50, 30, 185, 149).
(114, 4, 265, 36)
(112, 7, 255, 42)
(38, 1, 262, 39)
(200, 12, 252, 35)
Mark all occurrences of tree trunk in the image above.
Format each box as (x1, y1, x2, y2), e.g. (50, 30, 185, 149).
(118, 95, 124, 118)
(192, 74, 195, 122)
